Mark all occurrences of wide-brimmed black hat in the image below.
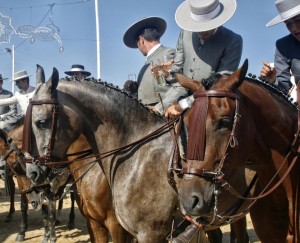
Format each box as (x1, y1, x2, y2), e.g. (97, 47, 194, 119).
(64, 64, 91, 77)
(0, 74, 8, 81)
(123, 16, 167, 48)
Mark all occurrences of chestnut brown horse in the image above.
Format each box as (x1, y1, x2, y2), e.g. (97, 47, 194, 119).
(25, 66, 251, 242)
(0, 126, 54, 242)
(176, 59, 300, 243)
(1, 122, 132, 243)
(0, 153, 16, 223)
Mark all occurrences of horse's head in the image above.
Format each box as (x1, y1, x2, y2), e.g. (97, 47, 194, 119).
(26, 65, 82, 186)
(178, 60, 250, 222)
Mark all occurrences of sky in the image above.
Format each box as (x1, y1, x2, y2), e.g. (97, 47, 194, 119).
(0, 0, 288, 93)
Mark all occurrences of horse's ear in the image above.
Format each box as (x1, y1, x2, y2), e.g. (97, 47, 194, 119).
(226, 59, 248, 90)
(45, 67, 59, 96)
(175, 73, 205, 92)
(36, 64, 45, 86)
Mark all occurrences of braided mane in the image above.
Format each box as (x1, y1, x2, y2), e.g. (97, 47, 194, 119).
(61, 77, 165, 117)
(245, 74, 297, 109)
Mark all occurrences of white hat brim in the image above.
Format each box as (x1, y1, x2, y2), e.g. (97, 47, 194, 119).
(266, 6, 300, 27)
(175, 0, 237, 32)
(10, 74, 32, 82)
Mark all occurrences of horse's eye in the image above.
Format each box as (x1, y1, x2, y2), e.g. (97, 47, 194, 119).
(35, 119, 49, 129)
(218, 117, 232, 129)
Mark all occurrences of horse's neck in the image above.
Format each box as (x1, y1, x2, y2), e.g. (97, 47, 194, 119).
(241, 83, 297, 162)
(60, 81, 166, 151)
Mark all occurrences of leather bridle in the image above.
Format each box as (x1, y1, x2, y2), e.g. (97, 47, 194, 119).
(181, 90, 241, 183)
(23, 97, 59, 164)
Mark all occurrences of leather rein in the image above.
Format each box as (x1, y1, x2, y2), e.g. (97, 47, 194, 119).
(22, 96, 181, 175)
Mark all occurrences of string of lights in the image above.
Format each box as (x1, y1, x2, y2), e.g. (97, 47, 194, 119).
(0, 0, 91, 55)
(0, 0, 91, 10)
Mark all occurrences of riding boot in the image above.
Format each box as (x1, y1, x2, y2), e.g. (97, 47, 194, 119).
(172, 223, 198, 243)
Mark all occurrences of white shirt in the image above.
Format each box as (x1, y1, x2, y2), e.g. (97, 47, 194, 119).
(0, 86, 35, 115)
(147, 43, 161, 58)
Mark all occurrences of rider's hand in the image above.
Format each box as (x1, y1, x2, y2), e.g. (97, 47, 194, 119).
(151, 59, 174, 79)
(165, 103, 183, 118)
(260, 62, 276, 83)
(147, 105, 160, 114)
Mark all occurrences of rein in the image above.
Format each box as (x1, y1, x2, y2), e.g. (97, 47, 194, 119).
(23, 95, 180, 168)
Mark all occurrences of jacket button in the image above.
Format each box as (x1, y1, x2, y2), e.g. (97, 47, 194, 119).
(190, 69, 193, 72)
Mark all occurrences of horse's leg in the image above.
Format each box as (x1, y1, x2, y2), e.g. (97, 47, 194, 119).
(68, 191, 75, 229)
(286, 164, 300, 243)
(229, 217, 249, 243)
(250, 193, 289, 243)
(5, 173, 15, 223)
(15, 193, 28, 242)
(206, 228, 222, 243)
(42, 204, 50, 243)
(107, 216, 133, 243)
(86, 218, 109, 243)
(55, 198, 63, 225)
(48, 200, 57, 243)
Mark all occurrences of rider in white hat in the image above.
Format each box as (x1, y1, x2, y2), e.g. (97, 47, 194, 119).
(260, 0, 300, 93)
(164, 0, 243, 118)
(0, 70, 36, 116)
(0, 74, 18, 129)
(166, 1, 243, 242)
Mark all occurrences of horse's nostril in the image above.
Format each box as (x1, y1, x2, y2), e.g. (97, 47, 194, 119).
(31, 201, 38, 209)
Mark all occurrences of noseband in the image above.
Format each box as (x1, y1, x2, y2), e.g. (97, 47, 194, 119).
(182, 90, 241, 181)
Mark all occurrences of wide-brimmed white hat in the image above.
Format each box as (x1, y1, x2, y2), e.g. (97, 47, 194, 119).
(175, 0, 237, 32)
(10, 70, 31, 82)
(64, 64, 91, 77)
(266, 0, 300, 27)
(123, 16, 167, 48)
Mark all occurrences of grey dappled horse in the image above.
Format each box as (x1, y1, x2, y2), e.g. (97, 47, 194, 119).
(26, 66, 249, 242)
(25, 66, 179, 243)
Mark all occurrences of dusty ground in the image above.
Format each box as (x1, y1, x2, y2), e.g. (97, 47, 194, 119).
(0, 178, 260, 243)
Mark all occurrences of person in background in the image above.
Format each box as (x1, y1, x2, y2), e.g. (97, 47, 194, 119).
(0, 70, 35, 116)
(260, 0, 300, 93)
(65, 64, 91, 80)
(0, 74, 17, 119)
(164, 0, 243, 118)
(123, 16, 187, 114)
(123, 79, 138, 97)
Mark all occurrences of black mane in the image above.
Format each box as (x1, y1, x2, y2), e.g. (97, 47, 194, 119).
(62, 77, 165, 117)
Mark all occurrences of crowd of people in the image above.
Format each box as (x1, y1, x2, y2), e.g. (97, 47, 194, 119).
(0, 64, 91, 132)
(1, 0, 298, 132)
